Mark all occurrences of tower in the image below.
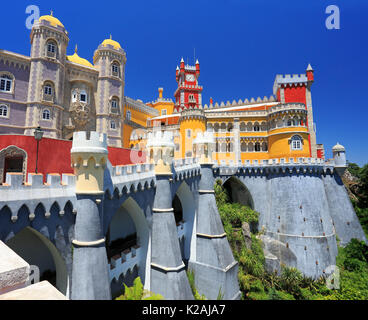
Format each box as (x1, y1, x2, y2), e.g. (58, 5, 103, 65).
(24, 12, 69, 138)
(174, 58, 202, 112)
(272, 64, 318, 157)
(332, 142, 347, 176)
(93, 36, 126, 147)
(70, 131, 111, 300)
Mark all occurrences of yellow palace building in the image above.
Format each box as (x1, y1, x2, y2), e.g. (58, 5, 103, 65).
(123, 59, 324, 164)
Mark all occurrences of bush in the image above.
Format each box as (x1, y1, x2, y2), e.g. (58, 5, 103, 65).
(116, 277, 164, 300)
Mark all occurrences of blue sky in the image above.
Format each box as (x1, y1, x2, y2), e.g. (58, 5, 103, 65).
(2, 0, 368, 165)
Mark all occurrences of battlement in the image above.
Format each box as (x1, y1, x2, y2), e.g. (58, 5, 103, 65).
(203, 95, 276, 109)
(71, 131, 108, 154)
(273, 73, 309, 95)
(109, 245, 142, 281)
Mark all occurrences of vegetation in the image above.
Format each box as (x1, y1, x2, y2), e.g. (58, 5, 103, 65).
(347, 162, 368, 237)
(214, 178, 368, 300)
(187, 269, 206, 300)
(115, 277, 164, 300)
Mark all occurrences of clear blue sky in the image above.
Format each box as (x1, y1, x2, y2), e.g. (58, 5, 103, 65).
(2, 0, 368, 165)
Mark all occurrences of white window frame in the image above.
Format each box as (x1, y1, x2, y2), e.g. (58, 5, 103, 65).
(110, 120, 117, 130)
(0, 104, 9, 118)
(42, 108, 51, 121)
(0, 74, 13, 93)
(112, 62, 120, 77)
(161, 109, 167, 116)
(44, 84, 53, 96)
(290, 135, 303, 151)
(126, 110, 131, 121)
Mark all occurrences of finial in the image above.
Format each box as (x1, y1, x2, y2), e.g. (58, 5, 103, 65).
(50, 10, 53, 16)
(75, 44, 78, 54)
(306, 63, 313, 71)
(180, 57, 184, 63)
(110, 34, 112, 40)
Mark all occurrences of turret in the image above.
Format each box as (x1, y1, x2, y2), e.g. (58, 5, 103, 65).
(195, 59, 200, 77)
(24, 11, 69, 139)
(332, 142, 347, 176)
(180, 57, 185, 73)
(70, 131, 108, 194)
(306, 63, 314, 82)
(93, 35, 127, 147)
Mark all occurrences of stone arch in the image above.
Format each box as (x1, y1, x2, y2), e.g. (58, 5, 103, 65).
(223, 176, 255, 210)
(106, 197, 150, 297)
(5, 226, 69, 295)
(173, 182, 196, 265)
(0, 145, 27, 184)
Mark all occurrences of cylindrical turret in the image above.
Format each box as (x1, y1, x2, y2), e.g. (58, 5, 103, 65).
(332, 142, 346, 176)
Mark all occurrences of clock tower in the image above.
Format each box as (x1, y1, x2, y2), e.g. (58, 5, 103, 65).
(174, 58, 203, 112)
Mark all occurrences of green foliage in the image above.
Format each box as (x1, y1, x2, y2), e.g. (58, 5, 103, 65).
(187, 269, 206, 300)
(115, 277, 164, 300)
(214, 177, 368, 300)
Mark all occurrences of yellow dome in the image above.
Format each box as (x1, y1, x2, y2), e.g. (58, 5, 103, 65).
(101, 37, 122, 50)
(39, 14, 64, 28)
(67, 53, 94, 68)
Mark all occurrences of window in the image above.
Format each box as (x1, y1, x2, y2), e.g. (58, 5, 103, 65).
(0, 105, 8, 118)
(161, 109, 167, 116)
(111, 98, 119, 113)
(126, 110, 131, 121)
(0, 74, 13, 93)
(44, 84, 52, 95)
(186, 129, 191, 138)
(42, 108, 51, 120)
(255, 142, 261, 152)
(290, 135, 303, 150)
(112, 62, 120, 77)
(46, 40, 57, 57)
(80, 90, 87, 103)
(110, 120, 116, 130)
(254, 123, 260, 132)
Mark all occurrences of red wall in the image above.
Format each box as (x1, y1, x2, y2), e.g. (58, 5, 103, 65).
(0, 135, 146, 179)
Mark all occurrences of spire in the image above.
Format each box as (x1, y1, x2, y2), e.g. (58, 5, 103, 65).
(110, 34, 112, 40)
(75, 44, 78, 54)
(196, 59, 199, 65)
(176, 65, 179, 71)
(180, 57, 184, 63)
(306, 63, 313, 71)
(50, 9, 53, 16)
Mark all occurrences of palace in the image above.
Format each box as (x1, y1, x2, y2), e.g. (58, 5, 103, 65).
(0, 12, 325, 167)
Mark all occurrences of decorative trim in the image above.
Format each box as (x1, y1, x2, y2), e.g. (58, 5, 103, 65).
(72, 238, 106, 247)
(197, 232, 227, 239)
(198, 189, 215, 194)
(152, 208, 174, 213)
(151, 262, 186, 273)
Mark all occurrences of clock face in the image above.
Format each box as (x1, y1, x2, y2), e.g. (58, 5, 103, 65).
(186, 74, 195, 82)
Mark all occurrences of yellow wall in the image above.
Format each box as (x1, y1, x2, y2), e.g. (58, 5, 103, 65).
(268, 132, 310, 159)
(179, 119, 206, 158)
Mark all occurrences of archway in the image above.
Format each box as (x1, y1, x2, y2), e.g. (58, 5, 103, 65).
(106, 197, 150, 299)
(0, 145, 27, 184)
(173, 182, 196, 266)
(5, 226, 68, 295)
(223, 176, 254, 209)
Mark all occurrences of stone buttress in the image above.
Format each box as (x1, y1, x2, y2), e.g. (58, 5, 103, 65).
(147, 131, 193, 300)
(189, 132, 241, 300)
(70, 131, 111, 300)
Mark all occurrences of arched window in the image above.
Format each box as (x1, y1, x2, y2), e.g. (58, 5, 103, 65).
(255, 142, 261, 152)
(42, 108, 51, 120)
(111, 97, 119, 113)
(220, 122, 226, 133)
(261, 142, 268, 152)
(112, 62, 120, 77)
(260, 122, 267, 131)
(240, 122, 246, 132)
(126, 110, 131, 121)
(0, 73, 13, 93)
(241, 142, 247, 152)
(0, 105, 8, 118)
(214, 123, 220, 133)
(43, 82, 54, 101)
(247, 122, 253, 131)
(253, 123, 260, 132)
(46, 39, 57, 58)
(290, 135, 303, 150)
(248, 142, 254, 152)
(207, 123, 213, 132)
(227, 122, 233, 132)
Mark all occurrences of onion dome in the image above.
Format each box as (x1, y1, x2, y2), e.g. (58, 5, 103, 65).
(332, 142, 345, 152)
(67, 45, 94, 68)
(100, 35, 122, 50)
(39, 11, 64, 28)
